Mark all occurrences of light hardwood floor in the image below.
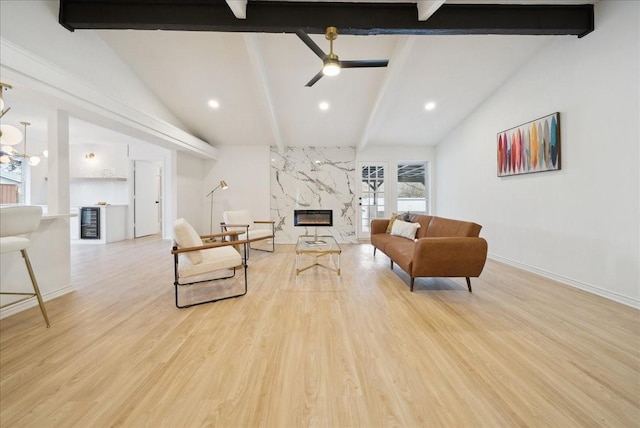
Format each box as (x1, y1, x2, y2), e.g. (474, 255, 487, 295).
(1, 235, 638, 427)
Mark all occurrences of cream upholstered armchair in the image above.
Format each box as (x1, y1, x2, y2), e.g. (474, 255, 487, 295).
(221, 210, 275, 257)
(172, 218, 248, 308)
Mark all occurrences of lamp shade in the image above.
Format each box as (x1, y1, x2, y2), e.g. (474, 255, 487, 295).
(220, 180, 229, 190)
(0, 124, 23, 146)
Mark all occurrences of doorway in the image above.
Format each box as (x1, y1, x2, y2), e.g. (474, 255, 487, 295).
(357, 162, 387, 239)
(134, 160, 161, 238)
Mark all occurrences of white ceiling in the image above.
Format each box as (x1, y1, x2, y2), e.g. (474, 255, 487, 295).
(2, 0, 596, 154)
(93, 29, 557, 150)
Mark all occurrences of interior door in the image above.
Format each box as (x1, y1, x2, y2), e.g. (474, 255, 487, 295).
(134, 160, 161, 238)
(357, 162, 387, 239)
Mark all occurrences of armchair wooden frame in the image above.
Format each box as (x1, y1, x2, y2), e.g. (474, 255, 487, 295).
(220, 220, 275, 256)
(171, 230, 249, 308)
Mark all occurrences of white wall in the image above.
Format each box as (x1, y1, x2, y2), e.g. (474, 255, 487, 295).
(435, 1, 639, 307)
(69, 143, 128, 179)
(68, 143, 129, 206)
(203, 145, 271, 234)
(175, 152, 206, 233)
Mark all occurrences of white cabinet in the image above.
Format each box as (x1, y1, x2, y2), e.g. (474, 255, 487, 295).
(103, 205, 128, 242)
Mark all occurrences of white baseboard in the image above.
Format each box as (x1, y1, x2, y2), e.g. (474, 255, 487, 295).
(0, 285, 75, 320)
(488, 253, 639, 309)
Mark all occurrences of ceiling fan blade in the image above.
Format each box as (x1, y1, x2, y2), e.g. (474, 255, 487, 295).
(295, 30, 327, 60)
(340, 60, 389, 69)
(305, 70, 325, 87)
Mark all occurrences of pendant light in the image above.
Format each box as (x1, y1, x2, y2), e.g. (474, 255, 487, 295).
(0, 122, 41, 166)
(0, 82, 24, 147)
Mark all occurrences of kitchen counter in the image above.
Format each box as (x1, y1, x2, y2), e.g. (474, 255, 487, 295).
(70, 205, 129, 244)
(44, 212, 78, 220)
(1, 212, 73, 319)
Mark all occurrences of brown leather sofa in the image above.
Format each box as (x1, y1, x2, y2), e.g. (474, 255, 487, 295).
(370, 214, 488, 292)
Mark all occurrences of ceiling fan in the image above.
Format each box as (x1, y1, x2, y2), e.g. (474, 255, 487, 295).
(295, 26, 389, 87)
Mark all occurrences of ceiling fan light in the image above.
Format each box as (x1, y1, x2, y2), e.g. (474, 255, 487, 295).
(28, 155, 41, 166)
(322, 59, 341, 77)
(0, 124, 23, 146)
(0, 155, 10, 164)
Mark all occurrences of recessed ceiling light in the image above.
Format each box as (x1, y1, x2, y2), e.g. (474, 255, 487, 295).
(319, 101, 330, 111)
(208, 99, 220, 109)
(424, 102, 436, 111)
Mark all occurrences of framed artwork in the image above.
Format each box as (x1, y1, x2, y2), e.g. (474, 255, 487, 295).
(497, 112, 560, 177)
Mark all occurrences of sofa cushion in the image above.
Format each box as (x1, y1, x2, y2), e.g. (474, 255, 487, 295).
(177, 245, 242, 280)
(371, 232, 398, 253)
(390, 219, 421, 240)
(425, 216, 482, 238)
(413, 215, 433, 239)
(383, 239, 415, 273)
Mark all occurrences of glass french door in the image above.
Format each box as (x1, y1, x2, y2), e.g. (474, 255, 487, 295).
(357, 162, 387, 239)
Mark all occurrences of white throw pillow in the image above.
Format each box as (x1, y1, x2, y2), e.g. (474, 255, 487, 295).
(173, 218, 204, 265)
(390, 219, 421, 240)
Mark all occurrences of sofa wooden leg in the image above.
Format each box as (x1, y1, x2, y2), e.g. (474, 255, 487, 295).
(373, 247, 377, 256)
(466, 277, 472, 292)
(410, 277, 415, 292)
(390, 260, 393, 269)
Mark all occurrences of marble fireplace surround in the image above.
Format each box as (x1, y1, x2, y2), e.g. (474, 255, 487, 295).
(270, 147, 357, 244)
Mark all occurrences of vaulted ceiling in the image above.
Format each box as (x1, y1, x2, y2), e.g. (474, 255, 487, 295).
(5, 1, 596, 154)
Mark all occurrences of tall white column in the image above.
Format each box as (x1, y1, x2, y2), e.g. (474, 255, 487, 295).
(47, 110, 70, 214)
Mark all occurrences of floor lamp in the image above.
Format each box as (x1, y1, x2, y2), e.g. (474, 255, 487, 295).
(206, 180, 229, 234)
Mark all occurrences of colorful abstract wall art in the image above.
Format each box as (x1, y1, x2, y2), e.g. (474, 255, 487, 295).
(497, 112, 560, 177)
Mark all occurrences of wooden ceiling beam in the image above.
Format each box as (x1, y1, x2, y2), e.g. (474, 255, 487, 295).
(59, 1, 594, 38)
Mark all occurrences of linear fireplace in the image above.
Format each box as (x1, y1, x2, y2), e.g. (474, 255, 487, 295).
(294, 209, 333, 227)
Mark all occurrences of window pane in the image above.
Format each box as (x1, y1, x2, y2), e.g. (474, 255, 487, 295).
(0, 159, 25, 204)
(397, 162, 428, 215)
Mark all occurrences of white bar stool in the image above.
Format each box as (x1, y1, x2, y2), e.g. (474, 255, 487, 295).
(0, 205, 50, 327)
